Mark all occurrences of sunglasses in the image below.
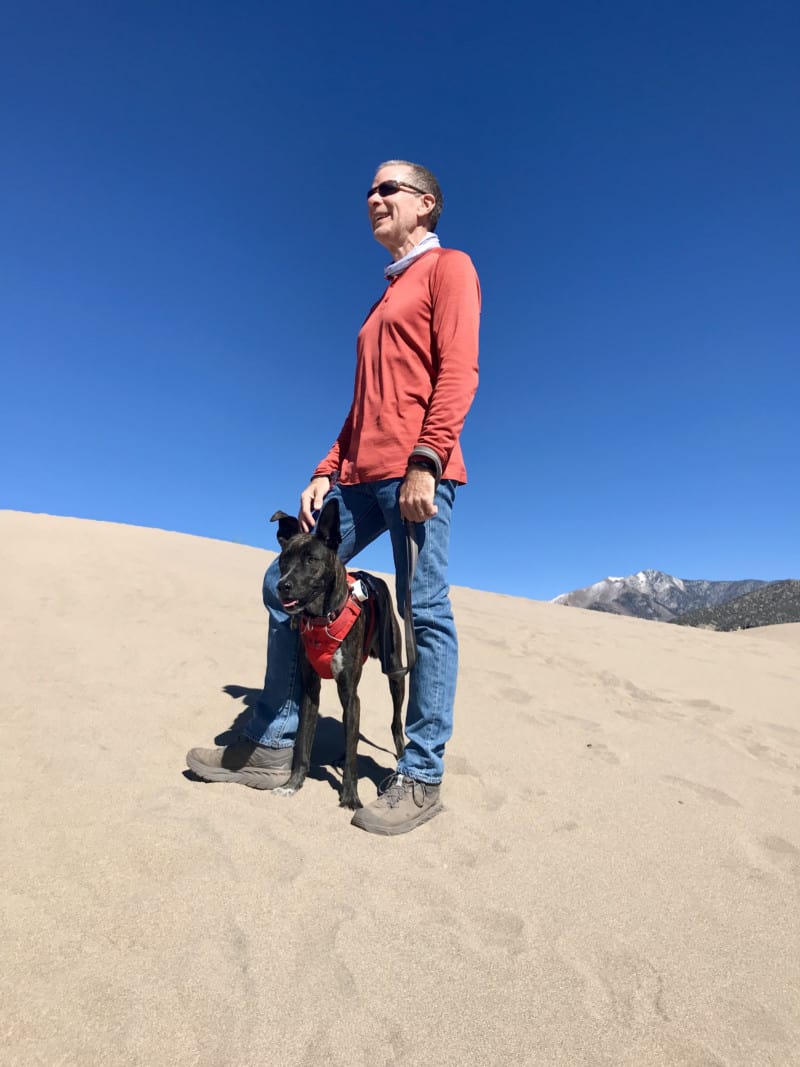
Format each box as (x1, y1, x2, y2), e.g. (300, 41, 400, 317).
(366, 180, 427, 200)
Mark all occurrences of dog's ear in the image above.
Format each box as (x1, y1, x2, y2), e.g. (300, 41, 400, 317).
(270, 510, 300, 547)
(314, 497, 341, 553)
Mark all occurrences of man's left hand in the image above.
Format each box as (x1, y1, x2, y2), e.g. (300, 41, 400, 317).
(399, 467, 438, 522)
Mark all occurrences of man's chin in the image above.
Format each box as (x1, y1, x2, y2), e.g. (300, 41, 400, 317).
(372, 225, 394, 249)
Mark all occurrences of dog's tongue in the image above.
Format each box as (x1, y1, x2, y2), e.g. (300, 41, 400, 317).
(281, 598, 299, 609)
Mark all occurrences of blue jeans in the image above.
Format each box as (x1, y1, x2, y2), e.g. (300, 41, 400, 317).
(243, 478, 459, 784)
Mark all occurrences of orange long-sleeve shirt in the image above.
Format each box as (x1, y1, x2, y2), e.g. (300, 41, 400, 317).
(313, 248, 481, 485)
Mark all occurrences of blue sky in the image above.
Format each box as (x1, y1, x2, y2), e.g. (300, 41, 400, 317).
(2, 2, 798, 600)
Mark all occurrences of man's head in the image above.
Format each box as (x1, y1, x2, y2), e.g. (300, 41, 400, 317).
(367, 160, 443, 259)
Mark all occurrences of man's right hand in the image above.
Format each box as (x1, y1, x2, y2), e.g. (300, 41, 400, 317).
(298, 476, 331, 532)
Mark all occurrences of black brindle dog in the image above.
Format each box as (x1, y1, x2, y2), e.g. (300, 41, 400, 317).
(269, 498, 405, 810)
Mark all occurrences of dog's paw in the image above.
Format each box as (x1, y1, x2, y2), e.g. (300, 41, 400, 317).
(340, 795, 362, 810)
(272, 785, 297, 797)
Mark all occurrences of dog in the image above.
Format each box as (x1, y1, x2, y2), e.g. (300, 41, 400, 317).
(269, 498, 405, 810)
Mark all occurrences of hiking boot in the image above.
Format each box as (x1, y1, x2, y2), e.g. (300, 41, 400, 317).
(350, 773, 442, 836)
(186, 739, 293, 789)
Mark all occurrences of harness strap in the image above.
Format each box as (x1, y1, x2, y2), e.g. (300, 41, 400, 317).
(299, 575, 374, 680)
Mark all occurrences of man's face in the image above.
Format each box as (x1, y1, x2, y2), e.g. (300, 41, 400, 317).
(367, 166, 430, 251)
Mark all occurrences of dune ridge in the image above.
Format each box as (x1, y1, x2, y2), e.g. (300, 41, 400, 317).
(2, 510, 799, 1066)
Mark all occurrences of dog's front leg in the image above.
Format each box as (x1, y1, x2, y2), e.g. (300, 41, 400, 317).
(336, 675, 362, 810)
(273, 666, 320, 797)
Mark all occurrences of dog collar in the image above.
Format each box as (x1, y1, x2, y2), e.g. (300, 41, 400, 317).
(301, 575, 368, 628)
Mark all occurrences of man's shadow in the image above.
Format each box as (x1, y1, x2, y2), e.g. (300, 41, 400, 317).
(184, 684, 399, 796)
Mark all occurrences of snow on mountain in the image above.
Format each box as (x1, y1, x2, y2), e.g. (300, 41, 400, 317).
(552, 571, 767, 622)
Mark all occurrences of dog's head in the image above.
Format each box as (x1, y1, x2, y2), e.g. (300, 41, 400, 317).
(269, 499, 345, 617)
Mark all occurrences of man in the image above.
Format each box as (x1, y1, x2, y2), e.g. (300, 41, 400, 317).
(187, 160, 481, 835)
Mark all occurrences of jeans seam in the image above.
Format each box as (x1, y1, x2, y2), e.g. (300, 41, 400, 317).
(398, 502, 456, 782)
(265, 644, 300, 742)
(343, 498, 384, 562)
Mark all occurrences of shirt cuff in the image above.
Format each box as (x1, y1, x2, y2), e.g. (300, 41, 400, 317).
(407, 446, 442, 484)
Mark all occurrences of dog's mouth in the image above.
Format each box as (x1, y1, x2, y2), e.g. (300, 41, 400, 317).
(280, 598, 303, 613)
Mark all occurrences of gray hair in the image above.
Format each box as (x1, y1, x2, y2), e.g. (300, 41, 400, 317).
(377, 159, 443, 232)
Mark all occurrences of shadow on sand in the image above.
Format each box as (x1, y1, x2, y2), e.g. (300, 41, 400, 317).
(183, 683, 398, 797)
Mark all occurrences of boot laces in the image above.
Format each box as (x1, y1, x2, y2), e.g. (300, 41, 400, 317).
(378, 773, 424, 808)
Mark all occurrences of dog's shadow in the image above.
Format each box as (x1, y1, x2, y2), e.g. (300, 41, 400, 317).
(185, 684, 399, 795)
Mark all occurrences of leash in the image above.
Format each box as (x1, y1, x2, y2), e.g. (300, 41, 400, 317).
(394, 518, 419, 677)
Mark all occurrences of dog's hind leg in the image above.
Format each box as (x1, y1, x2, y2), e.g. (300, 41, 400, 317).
(385, 610, 406, 759)
(337, 678, 363, 810)
(389, 676, 406, 760)
(273, 670, 320, 798)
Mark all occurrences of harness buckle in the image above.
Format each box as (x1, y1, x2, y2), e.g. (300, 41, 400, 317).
(351, 578, 369, 603)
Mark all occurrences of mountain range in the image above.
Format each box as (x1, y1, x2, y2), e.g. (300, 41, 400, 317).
(552, 570, 771, 624)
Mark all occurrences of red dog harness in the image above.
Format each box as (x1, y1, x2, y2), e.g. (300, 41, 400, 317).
(299, 575, 375, 679)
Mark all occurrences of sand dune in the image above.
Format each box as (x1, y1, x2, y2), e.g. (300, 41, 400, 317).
(2, 510, 799, 1066)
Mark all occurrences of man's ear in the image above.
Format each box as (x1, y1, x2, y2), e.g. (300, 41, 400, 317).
(270, 510, 300, 548)
(418, 193, 436, 228)
(314, 498, 341, 552)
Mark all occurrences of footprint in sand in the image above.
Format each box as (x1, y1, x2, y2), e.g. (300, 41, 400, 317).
(500, 686, 531, 705)
(738, 731, 800, 773)
(685, 697, 733, 714)
(446, 754, 480, 778)
(715, 997, 793, 1059)
(766, 723, 800, 748)
(733, 834, 800, 884)
(586, 741, 620, 765)
(446, 754, 506, 810)
(561, 713, 604, 734)
(552, 819, 580, 833)
(431, 900, 531, 958)
(661, 776, 741, 807)
(557, 935, 670, 1026)
(762, 835, 800, 872)
(468, 906, 528, 957)
(684, 697, 734, 726)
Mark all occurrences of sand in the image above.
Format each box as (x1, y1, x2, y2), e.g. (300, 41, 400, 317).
(2, 509, 799, 1066)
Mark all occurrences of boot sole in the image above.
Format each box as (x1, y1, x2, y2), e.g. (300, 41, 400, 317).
(350, 800, 443, 836)
(185, 754, 291, 790)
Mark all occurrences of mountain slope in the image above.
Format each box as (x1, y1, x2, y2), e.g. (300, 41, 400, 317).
(673, 579, 800, 630)
(552, 569, 766, 622)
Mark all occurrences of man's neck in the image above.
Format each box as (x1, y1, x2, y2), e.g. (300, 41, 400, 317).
(385, 226, 432, 262)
